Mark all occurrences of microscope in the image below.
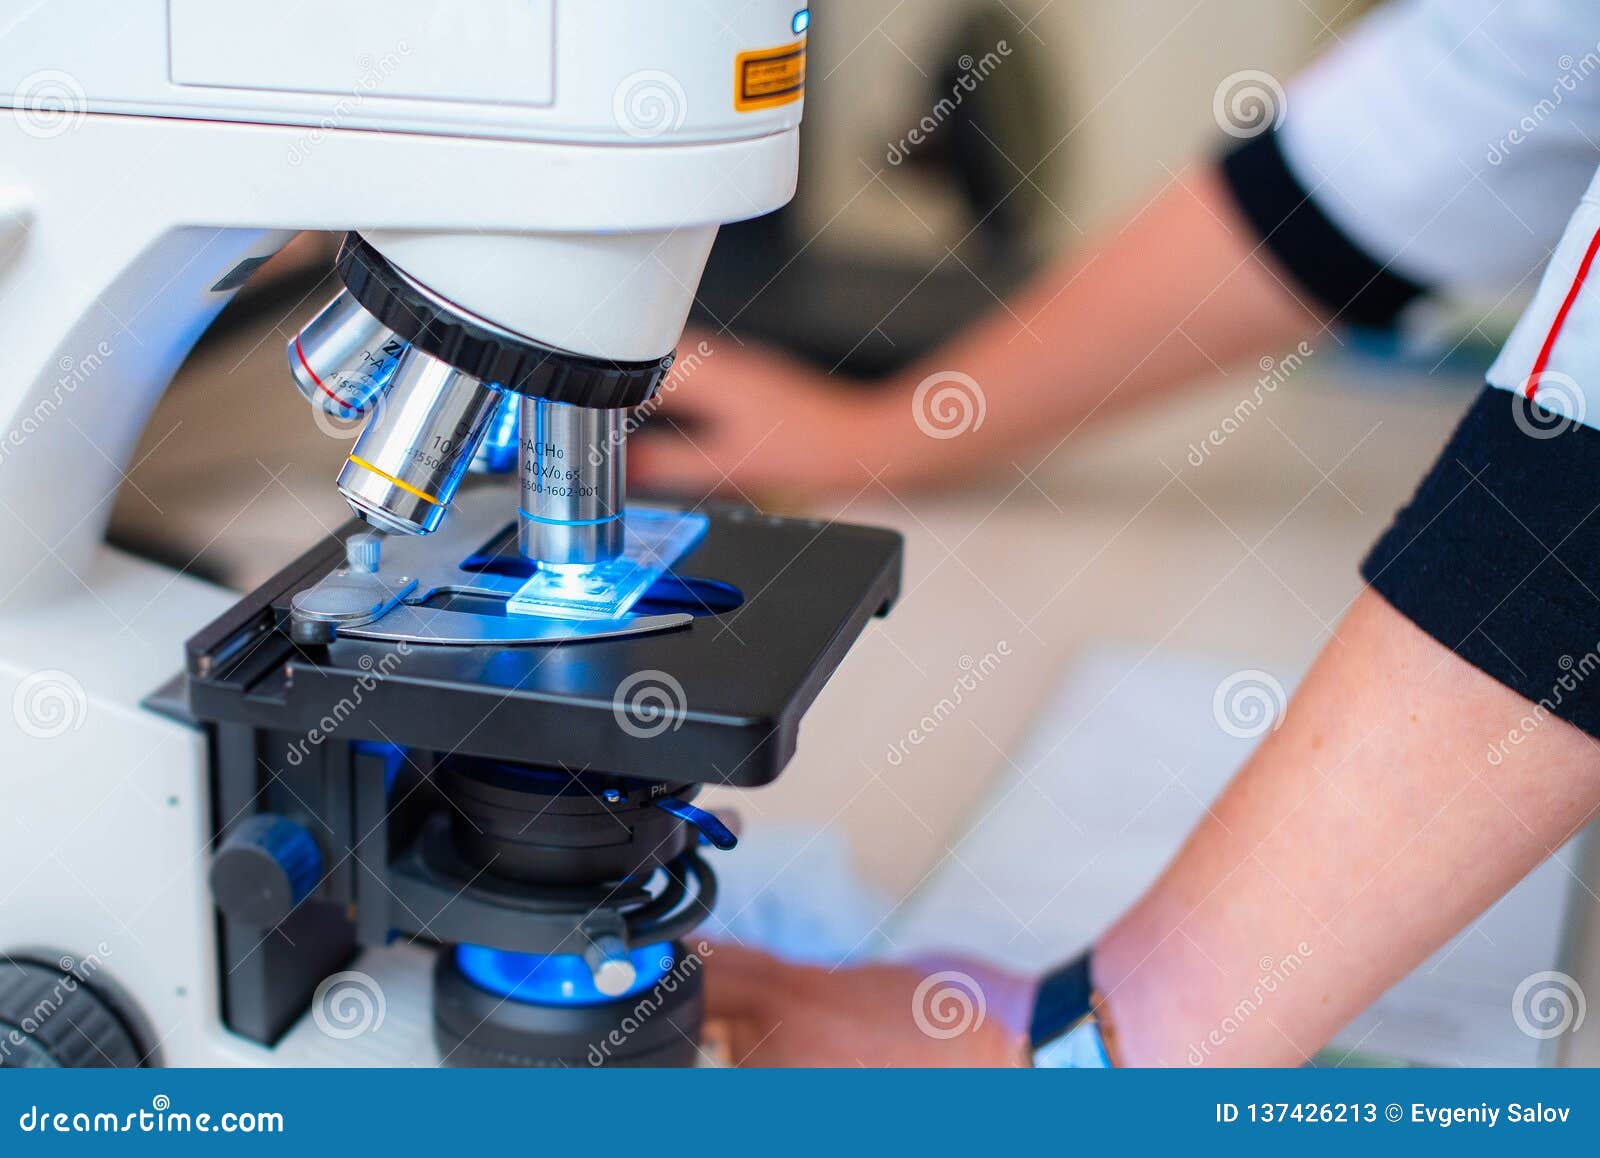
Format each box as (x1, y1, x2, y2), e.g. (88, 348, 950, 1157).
(0, 1, 899, 1067)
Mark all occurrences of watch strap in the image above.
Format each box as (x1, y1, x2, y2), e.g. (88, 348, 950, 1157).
(1029, 951, 1094, 1047)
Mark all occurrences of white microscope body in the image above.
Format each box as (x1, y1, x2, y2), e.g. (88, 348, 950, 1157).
(0, 0, 803, 1065)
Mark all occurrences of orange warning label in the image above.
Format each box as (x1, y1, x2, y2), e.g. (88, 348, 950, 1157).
(736, 41, 806, 112)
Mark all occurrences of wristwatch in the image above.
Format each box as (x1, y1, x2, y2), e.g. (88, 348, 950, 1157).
(1028, 952, 1116, 1068)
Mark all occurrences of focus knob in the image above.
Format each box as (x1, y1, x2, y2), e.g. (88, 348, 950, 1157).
(209, 814, 322, 926)
(0, 957, 141, 1067)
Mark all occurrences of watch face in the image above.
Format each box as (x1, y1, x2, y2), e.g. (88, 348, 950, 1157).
(1033, 1017, 1112, 1068)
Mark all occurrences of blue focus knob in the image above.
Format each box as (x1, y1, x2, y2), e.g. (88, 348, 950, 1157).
(208, 814, 323, 927)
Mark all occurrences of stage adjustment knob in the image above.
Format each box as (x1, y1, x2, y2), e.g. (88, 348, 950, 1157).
(209, 814, 323, 926)
(344, 532, 381, 573)
(0, 957, 142, 1067)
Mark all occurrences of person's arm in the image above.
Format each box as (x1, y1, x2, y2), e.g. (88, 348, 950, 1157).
(1095, 589, 1600, 1064)
(703, 588, 1600, 1066)
(705, 147, 1600, 1062)
(631, 165, 1319, 499)
(633, 0, 1600, 503)
(695, 1, 1600, 1066)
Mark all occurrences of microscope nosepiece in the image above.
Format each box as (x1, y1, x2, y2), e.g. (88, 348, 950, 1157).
(288, 291, 406, 418)
(337, 350, 501, 535)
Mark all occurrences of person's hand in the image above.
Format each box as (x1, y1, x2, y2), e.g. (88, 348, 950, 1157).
(703, 943, 1034, 1067)
(628, 331, 906, 504)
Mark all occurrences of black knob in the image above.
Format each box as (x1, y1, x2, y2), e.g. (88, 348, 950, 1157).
(0, 957, 141, 1068)
(209, 814, 323, 926)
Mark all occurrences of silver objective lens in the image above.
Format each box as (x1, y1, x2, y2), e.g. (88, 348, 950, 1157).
(518, 398, 626, 566)
(469, 391, 520, 475)
(288, 291, 407, 417)
(337, 350, 502, 536)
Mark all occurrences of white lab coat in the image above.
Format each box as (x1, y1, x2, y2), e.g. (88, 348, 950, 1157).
(1281, 0, 1600, 422)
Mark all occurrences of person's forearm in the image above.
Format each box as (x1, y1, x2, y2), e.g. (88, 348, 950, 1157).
(1092, 590, 1600, 1066)
(872, 164, 1321, 473)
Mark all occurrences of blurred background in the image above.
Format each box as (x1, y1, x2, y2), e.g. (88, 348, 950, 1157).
(114, 1, 1595, 1065)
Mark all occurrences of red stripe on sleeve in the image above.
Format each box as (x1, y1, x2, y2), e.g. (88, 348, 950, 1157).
(1527, 224, 1600, 398)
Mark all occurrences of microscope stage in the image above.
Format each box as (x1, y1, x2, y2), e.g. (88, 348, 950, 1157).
(184, 488, 902, 788)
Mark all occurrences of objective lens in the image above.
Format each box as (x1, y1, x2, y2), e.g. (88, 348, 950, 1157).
(469, 392, 520, 475)
(287, 291, 406, 418)
(337, 350, 502, 535)
(518, 398, 626, 566)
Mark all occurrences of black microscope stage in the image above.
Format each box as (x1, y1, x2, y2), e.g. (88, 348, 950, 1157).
(186, 489, 903, 788)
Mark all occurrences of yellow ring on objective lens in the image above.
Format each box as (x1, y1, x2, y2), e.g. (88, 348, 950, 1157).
(346, 455, 445, 506)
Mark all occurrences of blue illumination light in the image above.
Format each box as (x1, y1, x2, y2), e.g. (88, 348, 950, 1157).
(507, 506, 708, 620)
(456, 943, 674, 1007)
(792, 8, 810, 34)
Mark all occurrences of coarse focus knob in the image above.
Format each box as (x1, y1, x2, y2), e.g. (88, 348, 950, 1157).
(344, 532, 382, 573)
(0, 957, 142, 1067)
(209, 814, 323, 927)
(583, 934, 638, 998)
